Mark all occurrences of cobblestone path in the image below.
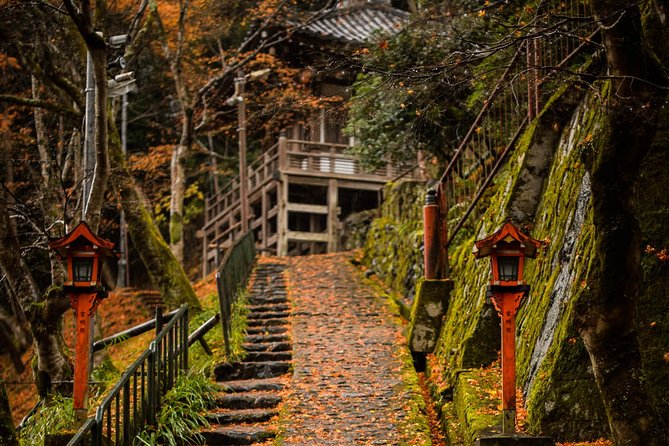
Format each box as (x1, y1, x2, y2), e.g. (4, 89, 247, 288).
(279, 252, 431, 445)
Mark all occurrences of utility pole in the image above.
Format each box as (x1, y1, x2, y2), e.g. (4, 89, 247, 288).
(235, 71, 250, 233)
(117, 93, 130, 287)
(82, 51, 95, 220)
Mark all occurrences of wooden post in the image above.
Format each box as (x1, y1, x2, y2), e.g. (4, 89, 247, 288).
(489, 290, 523, 434)
(236, 73, 249, 233)
(327, 178, 338, 252)
(423, 189, 440, 279)
(261, 185, 269, 254)
(72, 293, 100, 422)
(278, 131, 287, 169)
(277, 177, 289, 257)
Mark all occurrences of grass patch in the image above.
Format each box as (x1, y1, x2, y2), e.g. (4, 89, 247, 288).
(18, 395, 76, 446)
(189, 288, 250, 372)
(135, 369, 218, 446)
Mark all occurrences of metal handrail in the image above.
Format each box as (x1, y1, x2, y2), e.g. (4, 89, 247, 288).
(216, 230, 256, 356)
(66, 417, 96, 446)
(66, 305, 191, 446)
(92, 308, 180, 351)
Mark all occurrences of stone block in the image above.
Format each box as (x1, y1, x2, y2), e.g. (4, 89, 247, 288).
(408, 279, 453, 353)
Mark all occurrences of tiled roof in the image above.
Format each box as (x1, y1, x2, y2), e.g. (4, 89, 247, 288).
(298, 4, 408, 44)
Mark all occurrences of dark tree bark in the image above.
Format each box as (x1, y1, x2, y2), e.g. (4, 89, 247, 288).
(577, 1, 669, 444)
(0, 189, 72, 398)
(0, 378, 18, 446)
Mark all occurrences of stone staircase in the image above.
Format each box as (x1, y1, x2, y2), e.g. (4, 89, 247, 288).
(201, 263, 291, 445)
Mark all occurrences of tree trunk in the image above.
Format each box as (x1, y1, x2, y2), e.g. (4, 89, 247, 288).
(150, 0, 193, 265)
(108, 117, 200, 310)
(169, 132, 188, 264)
(83, 45, 110, 232)
(0, 378, 18, 446)
(0, 190, 71, 398)
(577, 1, 669, 444)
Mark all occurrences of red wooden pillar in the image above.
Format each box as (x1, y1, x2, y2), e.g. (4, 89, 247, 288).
(71, 293, 102, 417)
(490, 290, 524, 433)
(423, 189, 441, 280)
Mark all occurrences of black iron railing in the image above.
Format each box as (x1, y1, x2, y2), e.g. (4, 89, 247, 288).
(66, 305, 189, 446)
(216, 230, 256, 356)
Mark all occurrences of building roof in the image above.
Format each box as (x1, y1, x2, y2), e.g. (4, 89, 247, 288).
(299, 3, 409, 44)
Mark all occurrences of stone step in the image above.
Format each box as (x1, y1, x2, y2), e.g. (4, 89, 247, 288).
(246, 326, 288, 335)
(244, 333, 289, 344)
(206, 408, 278, 425)
(248, 304, 290, 314)
(245, 351, 292, 362)
(247, 311, 290, 320)
(242, 341, 292, 352)
(201, 425, 275, 445)
(246, 318, 288, 327)
(248, 296, 288, 305)
(215, 392, 282, 410)
(219, 377, 285, 393)
(214, 361, 291, 381)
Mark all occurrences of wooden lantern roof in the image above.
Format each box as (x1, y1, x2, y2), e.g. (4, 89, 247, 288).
(473, 221, 542, 259)
(49, 221, 119, 259)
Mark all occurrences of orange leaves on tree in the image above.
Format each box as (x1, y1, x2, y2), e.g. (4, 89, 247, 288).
(0, 52, 20, 70)
(644, 245, 669, 264)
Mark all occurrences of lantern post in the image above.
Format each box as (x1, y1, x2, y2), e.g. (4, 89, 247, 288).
(49, 222, 119, 422)
(473, 221, 542, 434)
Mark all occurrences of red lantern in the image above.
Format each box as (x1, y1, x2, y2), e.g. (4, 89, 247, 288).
(474, 221, 542, 434)
(49, 222, 119, 420)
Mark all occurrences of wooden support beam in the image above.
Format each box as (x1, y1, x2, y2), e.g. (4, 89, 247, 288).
(261, 185, 269, 254)
(277, 174, 288, 256)
(287, 230, 330, 243)
(327, 178, 338, 252)
(286, 203, 329, 214)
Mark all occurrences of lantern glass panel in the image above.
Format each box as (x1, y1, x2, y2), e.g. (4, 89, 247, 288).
(497, 256, 519, 282)
(72, 257, 94, 282)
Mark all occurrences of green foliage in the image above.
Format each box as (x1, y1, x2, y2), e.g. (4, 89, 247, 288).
(345, 1, 535, 168)
(18, 395, 76, 446)
(134, 371, 217, 446)
(189, 289, 250, 372)
(362, 181, 425, 302)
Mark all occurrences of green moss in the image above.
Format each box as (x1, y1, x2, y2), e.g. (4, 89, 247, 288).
(363, 181, 426, 302)
(395, 333, 433, 446)
(453, 366, 502, 445)
(169, 213, 183, 245)
(362, 72, 668, 443)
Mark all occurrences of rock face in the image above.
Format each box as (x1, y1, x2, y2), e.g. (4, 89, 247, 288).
(362, 86, 669, 443)
(408, 279, 453, 353)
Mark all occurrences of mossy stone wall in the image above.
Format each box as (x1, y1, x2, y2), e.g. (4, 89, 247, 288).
(363, 180, 426, 303)
(363, 88, 669, 443)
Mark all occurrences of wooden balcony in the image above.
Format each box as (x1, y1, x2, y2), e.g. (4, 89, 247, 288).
(202, 134, 422, 275)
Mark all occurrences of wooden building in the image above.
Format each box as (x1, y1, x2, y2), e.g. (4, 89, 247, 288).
(202, 1, 420, 275)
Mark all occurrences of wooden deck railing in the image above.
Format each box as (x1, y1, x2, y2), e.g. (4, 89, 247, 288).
(203, 136, 419, 256)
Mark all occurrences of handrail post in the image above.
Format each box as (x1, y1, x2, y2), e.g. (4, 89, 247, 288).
(278, 131, 287, 170)
(423, 189, 441, 280)
(147, 349, 155, 426)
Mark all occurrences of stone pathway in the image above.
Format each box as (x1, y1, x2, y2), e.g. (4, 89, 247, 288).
(279, 252, 430, 445)
(199, 253, 431, 445)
